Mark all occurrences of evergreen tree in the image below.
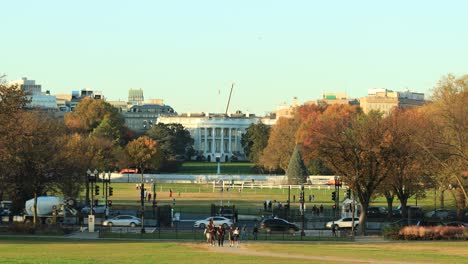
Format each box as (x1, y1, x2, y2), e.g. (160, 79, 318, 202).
(286, 145, 308, 184)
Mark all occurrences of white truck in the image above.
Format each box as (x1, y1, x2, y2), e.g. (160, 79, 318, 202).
(24, 196, 78, 225)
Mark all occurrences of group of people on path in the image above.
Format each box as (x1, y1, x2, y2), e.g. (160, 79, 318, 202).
(205, 218, 259, 247)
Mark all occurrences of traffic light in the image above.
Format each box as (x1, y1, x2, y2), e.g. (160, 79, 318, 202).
(107, 200, 112, 207)
(346, 189, 351, 199)
(95, 185, 100, 195)
(109, 187, 113, 196)
(331, 191, 336, 201)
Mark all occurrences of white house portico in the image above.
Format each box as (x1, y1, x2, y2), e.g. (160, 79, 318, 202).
(157, 113, 276, 162)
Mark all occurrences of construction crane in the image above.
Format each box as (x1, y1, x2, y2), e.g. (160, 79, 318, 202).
(224, 82, 235, 116)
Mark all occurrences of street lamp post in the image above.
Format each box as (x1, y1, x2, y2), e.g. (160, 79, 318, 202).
(86, 169, 98, 217)
(103, 172, 111, 219)
(219, 180, 223, 207)
(152, 179, 157, 227)
(140, 170, 145, 233)
(300, 184, 305, 237)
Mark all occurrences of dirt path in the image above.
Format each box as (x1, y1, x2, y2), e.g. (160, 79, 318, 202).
(204, 244, 426, 264)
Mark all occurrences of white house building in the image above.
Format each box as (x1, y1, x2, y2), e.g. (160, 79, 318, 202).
(158, 112, 276, 162)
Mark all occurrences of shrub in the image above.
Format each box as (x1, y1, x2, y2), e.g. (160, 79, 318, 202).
(7, 223, 36, 234)
(397, 226, 467, 240)
(383, 225, 401, 240)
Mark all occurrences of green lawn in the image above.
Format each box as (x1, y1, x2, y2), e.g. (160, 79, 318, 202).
(178, 162, 255, 174)
(98, 182, 456, 216)
(0, 237, 466, 264)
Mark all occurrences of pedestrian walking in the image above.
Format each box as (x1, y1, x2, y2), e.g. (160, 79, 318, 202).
(217, 225, 225, 247)
(241, 225, 248, 241)
(331, 224, 337, 237)
(228, 226, 234, 247)
(233, 226, 240, 247)
(252, 225, 258, 240)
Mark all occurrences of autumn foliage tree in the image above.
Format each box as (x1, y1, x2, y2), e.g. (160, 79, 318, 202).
(125, 136, 161, 232)
(379, 109, 433, 218)
(306, 110, 391, 234)
(421, 74, 468, 215)
(259, 117, 301, 173)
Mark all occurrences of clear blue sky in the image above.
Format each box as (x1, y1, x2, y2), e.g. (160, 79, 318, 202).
(2, 0, 467, 115)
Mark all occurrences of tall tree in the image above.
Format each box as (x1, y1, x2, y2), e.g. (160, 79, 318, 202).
(125, 136, 161, 232)
(241, 122, 271, 164)
(421, 74, 468, 214)
(286, 145, 308, 184)
(380, 109, 433, 218)
(64, 98, 127, 144)
(309, 111, 391, 234)
(5, 111, 65, 225)
(54, 133, 89, 198)
(259, 117, 301, 172)
(147, 123, 194, 161)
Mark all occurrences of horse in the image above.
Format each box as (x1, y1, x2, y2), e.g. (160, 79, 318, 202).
(204, 227, 217, 246)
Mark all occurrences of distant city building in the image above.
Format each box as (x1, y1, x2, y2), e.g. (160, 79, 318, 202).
(128, 89, 144, 105)
(274, 97, 299, 119)
(68, 88, 103, 112)
(107, 100, 128, 112)
(305, 93, 359, 106)
(158, 112, 276, 162)
(148, 99, 164, 105)
(123, 103, 176, 132)
(9, 77, 57, 110)
(360, 88, 425, 115)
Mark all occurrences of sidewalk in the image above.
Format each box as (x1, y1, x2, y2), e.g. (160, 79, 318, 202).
(66, 231, 100, 239)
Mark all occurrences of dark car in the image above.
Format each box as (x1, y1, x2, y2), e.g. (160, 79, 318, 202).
(260, 218, 299, 233)
(367, 206, 388, 218)
(217, 208, 234, 219)
(444, 221, 467, 227)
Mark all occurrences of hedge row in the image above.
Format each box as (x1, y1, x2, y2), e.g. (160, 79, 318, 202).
(384, 226, 467, 240)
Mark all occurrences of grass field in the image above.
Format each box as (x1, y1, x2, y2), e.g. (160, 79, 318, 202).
(178, 162, 256, 174)
(96, 182, 456, 216)
(0, 237, 466, 264)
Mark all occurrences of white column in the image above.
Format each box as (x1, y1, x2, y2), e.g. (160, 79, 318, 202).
(228, 127, 232, 153)
(204, 127, 208, 154)
(211, 127, 216, 154)
(221, 127, 224, 154)
(197, 128, 201, 153)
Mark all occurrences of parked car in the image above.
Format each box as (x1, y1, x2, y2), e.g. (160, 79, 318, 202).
(425, 209, 457, 220)
(416, 220, 446, 227)
(390, 219, 420, 227)
(325, 217, 359, 230)
(81, 205, 107, 215)
(102, 215, 141, 227)
(396, 206, 423, 218)
(0, 201, 12, 216)
(193, 216, 233, 229)
(217, 208, 234, 219)
(260, 217, 300, 233)
(367, 206, 388, 218)
(444, 221, 467, 227)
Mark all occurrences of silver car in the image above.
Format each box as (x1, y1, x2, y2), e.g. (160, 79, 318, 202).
(102, 215, 141, 227)
(193, 216, 233, 229)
